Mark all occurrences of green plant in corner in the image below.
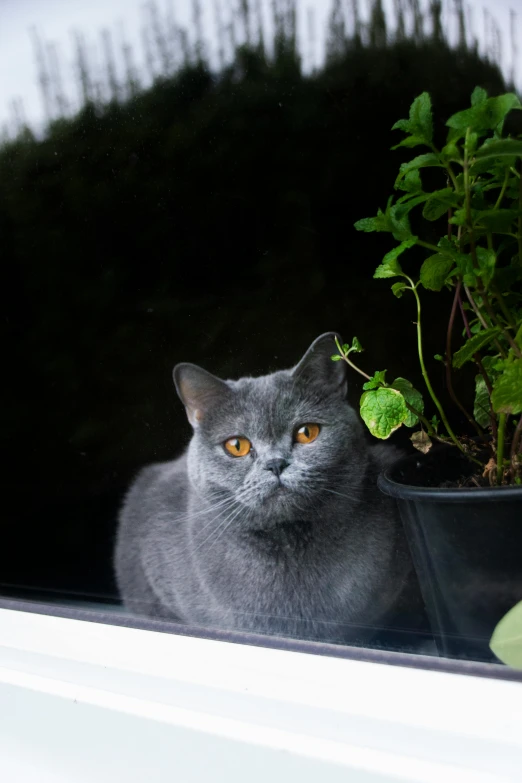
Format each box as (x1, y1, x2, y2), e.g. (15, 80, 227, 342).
(490, 601, 522, 669)
(334, 87, 522, 485)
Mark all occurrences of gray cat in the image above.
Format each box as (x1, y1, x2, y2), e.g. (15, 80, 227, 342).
(114, 333, 421, 644)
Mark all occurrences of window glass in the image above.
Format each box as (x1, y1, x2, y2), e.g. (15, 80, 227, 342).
(2, 0, 521, 670)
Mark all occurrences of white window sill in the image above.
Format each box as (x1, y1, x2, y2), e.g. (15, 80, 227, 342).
(0, 603, 521, 782)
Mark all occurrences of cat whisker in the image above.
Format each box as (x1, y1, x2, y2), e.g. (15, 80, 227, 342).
(173, 492, 234, 524)
(189, 499, 239, 541)
(189, 501, 244, 555)
(204, 504, 251, 552)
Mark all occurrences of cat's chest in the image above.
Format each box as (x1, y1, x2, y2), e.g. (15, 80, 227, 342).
(209, 528, 346, 606)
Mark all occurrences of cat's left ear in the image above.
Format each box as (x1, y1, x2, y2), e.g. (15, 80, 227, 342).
(292, 332, 347, 396)
(173, 363, 231, 428)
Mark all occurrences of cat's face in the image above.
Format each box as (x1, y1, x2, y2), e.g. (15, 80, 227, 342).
(174, 333, 367, 527)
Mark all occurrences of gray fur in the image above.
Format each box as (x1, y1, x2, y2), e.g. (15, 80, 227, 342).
(114, 333, 415, 643)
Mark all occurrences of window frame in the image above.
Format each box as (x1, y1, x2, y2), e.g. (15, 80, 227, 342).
(1, 599, 521, 782)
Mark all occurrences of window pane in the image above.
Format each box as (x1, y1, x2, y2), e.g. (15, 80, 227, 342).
(2, 0, 521, 670)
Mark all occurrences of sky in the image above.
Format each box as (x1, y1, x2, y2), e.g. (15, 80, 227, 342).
(0, 0, 519, 134)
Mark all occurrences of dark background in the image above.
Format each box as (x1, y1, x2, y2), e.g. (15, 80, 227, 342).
(0, 0, 511, 603)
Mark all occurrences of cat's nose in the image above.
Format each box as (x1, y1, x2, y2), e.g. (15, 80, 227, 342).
(264, 458, 289, 477)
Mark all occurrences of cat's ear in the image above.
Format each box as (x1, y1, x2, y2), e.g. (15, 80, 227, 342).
(292, 332, 347, 395)
(173, 363, 230, 428)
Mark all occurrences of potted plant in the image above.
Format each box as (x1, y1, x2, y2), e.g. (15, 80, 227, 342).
(332, 87, 522, 661)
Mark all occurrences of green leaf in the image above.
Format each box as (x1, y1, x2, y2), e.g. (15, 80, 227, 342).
(440, 141, 461, 162)
(471, 86, 488, 106)
(446, 126, 466, 145)
(409, 92, 433, 144)
(466, 131, 479, 156)
(421, 188, 461, 222)
(452, 328, 501, 368)
(384, 238, 416, 262)
(475, 247, 496, 287)
(448, 208, 467, 227)
(391, 377, 424, 427)
(362, 370, 387, 390)
(436, 237, 474, 270)
(388, 204, 414, 242)
(395, 153, 441, 186)
(391, 118, 410, 133)
(436, 239, 475, 286)
(474, 375, 491, 428)
(446, 106, 483, 131)
(355, 201, 414, 240)
(351, 336, 363, 352)
(331, 355, 342, 361)
(491, 94, 522, 132)
(482, 355, 504, 375)
(391, 281, 408, 298)
(422, 198, 450, 223)
(475, 209, 521, 234)
(374, 258, 404, 279)
(354, 208, 392, 233)
(360, 388, 408, 439)
(491, 359, 522, 415)
(374, 238, 416, 279)
(419, 254, 454, 291)
(446, 94, 521, 133)
(395, 169, 422, 194)
(394, 194, 430, 219)
(490, 601, 522, 669)
(391, 92, 433, 144)
(392, 135, 429, 150)
(354, 216, 385, 233)
(474, 139, 522, 160)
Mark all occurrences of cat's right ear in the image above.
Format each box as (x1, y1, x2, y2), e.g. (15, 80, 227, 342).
(173, 363, 230, 428)
(292, 332, 348, 396)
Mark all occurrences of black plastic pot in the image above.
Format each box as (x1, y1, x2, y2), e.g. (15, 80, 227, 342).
(378, 448, 522, 661)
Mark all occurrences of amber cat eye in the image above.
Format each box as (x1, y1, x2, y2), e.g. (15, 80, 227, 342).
(295, 424, 320, 444)
(224, 437, 252, 457)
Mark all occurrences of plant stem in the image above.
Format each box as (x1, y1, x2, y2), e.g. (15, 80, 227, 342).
(334, 338, 373, 381)
(491, 283, 516, 329)
(404, 402, 435, 434)
(415, 239, 440, 253)
(480, 288, 522, 358)
(519, 164, 522, 267)
(416, 239, 441, 254)
(445, 164, 460, 192)
(431, 143, 460, 191)
(463, 285, 492, 330)
(463, 129, 479, 263)
(458, 292, 497, 441)
(464, 285, 508, 358)
(497, 413, 507, 485)
(446, 281, 484, 436)
(341, 354, 372, 381)
(494, 168, 509, 210)
(407, 276, 465, 453)
(511, 417, 522, 472)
